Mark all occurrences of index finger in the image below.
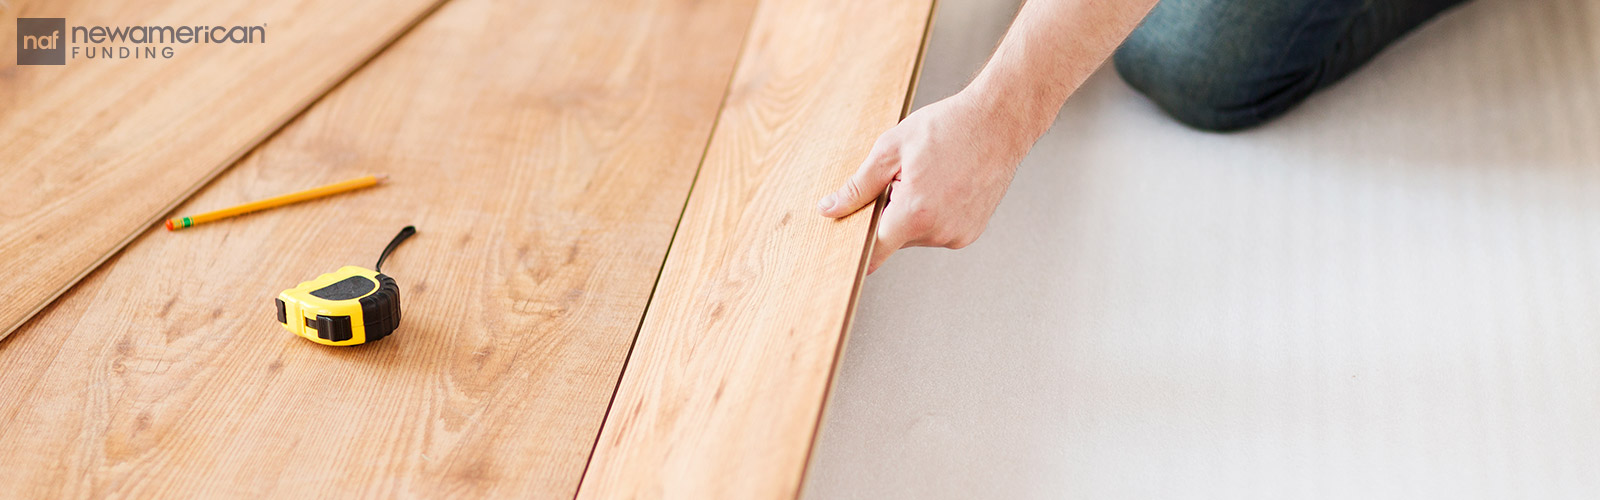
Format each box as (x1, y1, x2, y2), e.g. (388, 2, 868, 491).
(866, 188, 911, 275)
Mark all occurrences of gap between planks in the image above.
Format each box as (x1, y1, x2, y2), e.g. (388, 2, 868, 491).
(569, 4, 764, 497)
(0, 0, 452, 341)
(0, 0, 761, 496)
(575, 0, 938, 497)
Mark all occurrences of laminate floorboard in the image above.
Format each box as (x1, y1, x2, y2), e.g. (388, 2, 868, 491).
(0, 0, 447, 339)
(0, 0, 755, 496)
(576, 0, 935, 498)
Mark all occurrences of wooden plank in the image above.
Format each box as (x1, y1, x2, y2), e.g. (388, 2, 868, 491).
(0, 0, 756, 496)
(0, 0, 447, 339)
(577, 0, 936, 497)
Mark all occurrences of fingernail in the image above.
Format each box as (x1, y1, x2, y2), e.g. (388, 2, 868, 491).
(817, 195, 835, 212)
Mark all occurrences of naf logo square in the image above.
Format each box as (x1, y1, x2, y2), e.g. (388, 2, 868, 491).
(17, 18, 67, 65)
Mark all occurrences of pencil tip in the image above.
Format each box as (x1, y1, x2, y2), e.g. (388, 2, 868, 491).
(375, 174, 390, 183)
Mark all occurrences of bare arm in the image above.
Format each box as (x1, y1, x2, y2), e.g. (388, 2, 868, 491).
(818, 0, 1158, 273)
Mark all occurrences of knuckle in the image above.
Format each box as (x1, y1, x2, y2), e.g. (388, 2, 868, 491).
(870, 138, 901, 166)
(948, 233, 977, 249)
(876, 127, 905, 148)
(951, 225, 985, 249)
(871, 135, 894, 154)
(840, 181, 863, 202)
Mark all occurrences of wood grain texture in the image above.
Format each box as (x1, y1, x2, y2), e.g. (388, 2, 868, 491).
(0, 0, 449, 339)
(0, 0, 755, 496)
(577, 0, 935, 497)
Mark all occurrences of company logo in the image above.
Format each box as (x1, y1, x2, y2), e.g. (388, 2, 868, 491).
(15, 18, 266, 65)
(17, 18, 66, 65)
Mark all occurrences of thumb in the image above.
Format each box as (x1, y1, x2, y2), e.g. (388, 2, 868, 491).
(819, 140, 898, 218)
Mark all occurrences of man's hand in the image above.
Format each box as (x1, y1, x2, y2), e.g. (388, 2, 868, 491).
(817, 91, 1029, 274)
(814, 0, 1158, 274)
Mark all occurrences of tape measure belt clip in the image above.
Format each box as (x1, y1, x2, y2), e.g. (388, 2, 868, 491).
(309, 314, 354, 342)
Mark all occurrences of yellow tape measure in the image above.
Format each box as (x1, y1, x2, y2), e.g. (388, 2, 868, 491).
(276, 226, 415, 346)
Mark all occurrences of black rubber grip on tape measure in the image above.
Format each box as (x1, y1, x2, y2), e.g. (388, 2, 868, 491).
(358, 273, 402, 343)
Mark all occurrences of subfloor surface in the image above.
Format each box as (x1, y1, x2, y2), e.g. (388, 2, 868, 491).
(805, 0, 1600, 498)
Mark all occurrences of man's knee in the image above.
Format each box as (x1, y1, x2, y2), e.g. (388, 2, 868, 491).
(1112, 0, 1329, 132)
(1113, 34, 1270, 131)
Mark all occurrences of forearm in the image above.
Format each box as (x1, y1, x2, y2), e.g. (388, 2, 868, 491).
(965, 0, 1159, 149)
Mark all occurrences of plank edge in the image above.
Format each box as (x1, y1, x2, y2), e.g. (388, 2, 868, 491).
(790, 1, 939, 498)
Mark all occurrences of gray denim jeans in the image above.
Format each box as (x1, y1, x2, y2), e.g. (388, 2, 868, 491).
(1114, 0, 1471, 131)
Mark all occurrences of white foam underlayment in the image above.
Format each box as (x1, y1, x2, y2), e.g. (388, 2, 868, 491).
(803, 0, 1600, 498)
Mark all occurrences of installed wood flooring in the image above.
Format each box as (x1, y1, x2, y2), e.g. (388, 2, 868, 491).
(0, 0, 449, 339)
(0, 0, 933, 497)
(580, 0, 934, 497)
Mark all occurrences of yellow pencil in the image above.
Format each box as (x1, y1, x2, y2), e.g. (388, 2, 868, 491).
(165, 174, 387, 231)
